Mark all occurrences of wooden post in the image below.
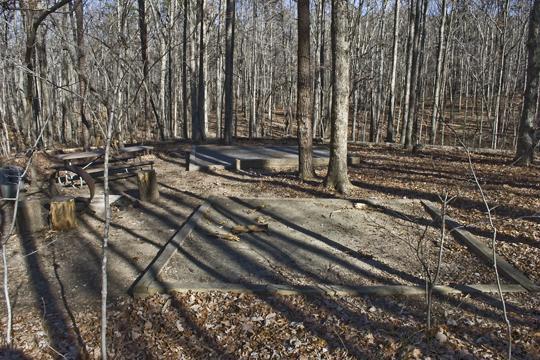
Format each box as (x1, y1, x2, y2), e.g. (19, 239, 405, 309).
(137, 169, 159, 203)
(185, 151, 191, 171)
(17, 199, 47, 234)
(50, 196, 77, 230)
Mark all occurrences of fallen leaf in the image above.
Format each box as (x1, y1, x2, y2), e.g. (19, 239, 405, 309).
(231, 223, 269, 234)
(208, 231, 241, 241)
(255, 216, 268, 224)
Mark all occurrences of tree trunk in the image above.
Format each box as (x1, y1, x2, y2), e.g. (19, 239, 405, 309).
(22, 0, 71, 146)
(492, 0, 510, 149)
(405, 0, 425, 148)
(430, 0, 447, 144)
(515, 0, 540, 165)
(372, 0, 386, 143)
(196, 0, 206, 143)
(190, 1, 200, 141)
(224, 0, 235, 144)
(401, 1, 416, 145)
(137, 169, 160, 203)
(137, 0, 149, 134)
(386, 0, 400, 143)
(216, 1, 223, 139)
(326, 0, 351, 194)
(74, 0, 90, 149)
(297, 0, 315, 180)
(50, 196, 77, 230)
(182, 0, 189, 139)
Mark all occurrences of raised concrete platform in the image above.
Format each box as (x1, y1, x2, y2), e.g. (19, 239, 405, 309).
(186, 145, 360, 171)
(132, 197, 538, 297)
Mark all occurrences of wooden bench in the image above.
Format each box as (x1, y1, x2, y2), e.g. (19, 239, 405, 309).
(52, 160, 154, 187)
(85, 160, 154, 179)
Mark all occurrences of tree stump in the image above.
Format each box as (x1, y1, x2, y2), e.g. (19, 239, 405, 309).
(16, 199, 47, 234)
(50, 196, 77, 230)
(137, 169, 159, 203)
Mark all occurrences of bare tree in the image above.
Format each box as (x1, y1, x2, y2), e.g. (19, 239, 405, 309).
(182, 0, 190, 139)
(492, 0, 510, 149)
(74, 0, 90, 149)
(196, 0, 206, 143)
(0, 0, 533, 151)
(515, 0, 540, 166)
(385, 0, 400, 143)
(429, 0, 448, 145)
(297, 0, 315, 180)
(137, 0, 149, 133)
(224, 0, 235, 144)
(21, 0, 71, 144)
(325, 0, 351, 194)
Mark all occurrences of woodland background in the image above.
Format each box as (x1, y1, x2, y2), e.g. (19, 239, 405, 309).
(0, 0, 535, 154)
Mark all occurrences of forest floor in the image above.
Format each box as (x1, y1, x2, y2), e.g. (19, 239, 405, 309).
(0, 140, 539, 359)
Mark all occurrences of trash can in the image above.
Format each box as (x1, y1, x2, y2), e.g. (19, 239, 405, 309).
(0, 166, 24, 199)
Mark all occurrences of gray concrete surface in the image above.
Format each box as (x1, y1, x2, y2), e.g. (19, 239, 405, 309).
(187, 145, 336, 171)
(134, 197, 516, 296)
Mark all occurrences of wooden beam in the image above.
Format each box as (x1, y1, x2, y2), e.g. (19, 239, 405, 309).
(134, 281, 526, 298)
(423, 201, 540, 292)
(131, 202, 211, 295)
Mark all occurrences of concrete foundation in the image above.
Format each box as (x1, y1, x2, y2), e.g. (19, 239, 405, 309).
(186, 145, 360, 171)
(132, 197, 536, 297)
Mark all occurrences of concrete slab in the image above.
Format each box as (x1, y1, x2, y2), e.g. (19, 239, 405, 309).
(186, 145, 359, 171)
(132, 197, 529, 297)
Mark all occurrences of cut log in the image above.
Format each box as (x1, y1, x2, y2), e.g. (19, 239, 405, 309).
(50, 196, 77, 230)
(17, 199, 47, 234)
(137, 169, 159, 203)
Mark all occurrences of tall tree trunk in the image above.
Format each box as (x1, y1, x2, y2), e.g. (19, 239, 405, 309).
(401, 0, 416, 145)
(216, 0, 223, 139)
(492, 0, 509, 149)
(326, 0, 351, 194)
(22, 0, 71, 146)
(297, 0, 315, 180)
(405, 0, 425, 148)
(196, 0, 206, 143)
(160, 31, 168, 138)
(182, 0, 189, 138)
(386, 0, 400, 143)
(74, 0, 90, 149)
(515, 0, 540, 165)
(411, 0, 428, 146)
(190, 1, 200, 141)
(249, 2, 257, 139)
(430, 0, 447, 145)
(318, 0, 326, 138)
(371, 0, 386, 143)
(224, 0, 235, 144)
(137, 0, 149, 134)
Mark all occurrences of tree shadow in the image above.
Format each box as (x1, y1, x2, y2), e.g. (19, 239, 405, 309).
(18, 230, 81, 357)
(0, 347, 33, 360)
(132, 196, 537, 357)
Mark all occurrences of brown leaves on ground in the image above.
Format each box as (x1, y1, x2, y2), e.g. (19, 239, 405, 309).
(3, 142, 540, 359)
(3, 291, 539, 359)
(209, 231, 241, 242)
(209, 223, 268, 241)
(345, 145, 540, 283)
(231, 223, 269, 234)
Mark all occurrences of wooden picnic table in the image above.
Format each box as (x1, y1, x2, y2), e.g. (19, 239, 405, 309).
(54, 149, 105, 161)
(54, 149, 105, 168)
(52, 147, 154, 186)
